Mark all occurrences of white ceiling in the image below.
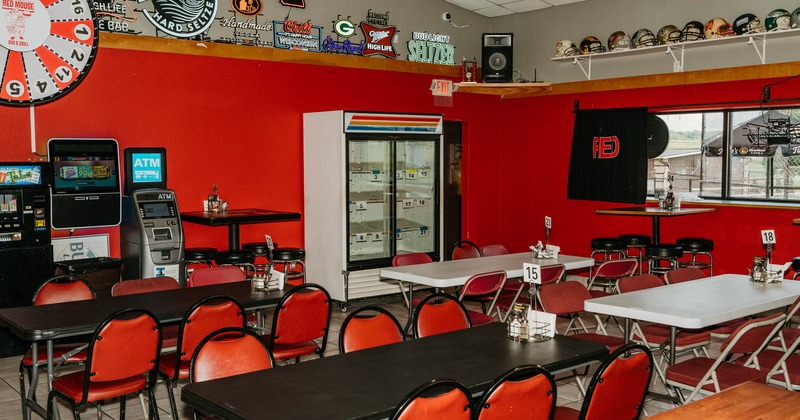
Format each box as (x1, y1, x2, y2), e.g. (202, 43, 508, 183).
(444, 0, 588, 17)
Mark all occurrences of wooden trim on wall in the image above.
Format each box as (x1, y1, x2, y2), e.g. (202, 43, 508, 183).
(99, 32, 463, 78)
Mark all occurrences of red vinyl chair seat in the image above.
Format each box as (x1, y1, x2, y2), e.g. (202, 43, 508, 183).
(339, 307, 404, 354)
(190, 328, 274, 383)
(572, 333, 625, 352)
(665, 357, 767, 392)
(267, 284, 332, 362)
(51, 372, 148, 402)
(264, 338, 320, 360)
(553, 406, 580, 420)
(160, 324, 180, 349)
(467, 311, 495, 327)
(635, 324, 712, 347)
(413, 293, 471, 339)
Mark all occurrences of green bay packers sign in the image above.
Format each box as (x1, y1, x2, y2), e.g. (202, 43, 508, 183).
(0, 0, 98, 105)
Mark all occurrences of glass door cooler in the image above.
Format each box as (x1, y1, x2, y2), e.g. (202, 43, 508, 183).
(304, 111, 443, 308)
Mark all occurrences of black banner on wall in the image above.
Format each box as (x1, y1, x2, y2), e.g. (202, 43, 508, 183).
(567, 107, 648, 204)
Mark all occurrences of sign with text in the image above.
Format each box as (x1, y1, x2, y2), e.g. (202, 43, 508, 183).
(523, 263, 542, 284)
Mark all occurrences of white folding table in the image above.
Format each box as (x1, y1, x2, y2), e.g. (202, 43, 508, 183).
(585, 274, 800, 364)
(380, 252, 595, 332)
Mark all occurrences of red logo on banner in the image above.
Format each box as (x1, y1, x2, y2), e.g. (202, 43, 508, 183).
(280, 0, 304, 7)
(359, 21, 397, 58)
(593, 136, 620, 158)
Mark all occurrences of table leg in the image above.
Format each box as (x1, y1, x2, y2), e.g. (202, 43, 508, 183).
(669, 325, 677, 365)
(404, 282, 414, 336)
(651, 216, 662, 245)
(228, 224, 240, 251)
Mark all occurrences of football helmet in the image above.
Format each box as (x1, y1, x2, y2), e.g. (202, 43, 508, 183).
(631, 28, 658, 48)
(792, 7, 800, 28)
(555, 39, 579, 57)
(680, 20, 705, 41)
(657, 25, 681, 44)
(733, 13, 765, 35)
(579, 36, 606, 54)
(704, 18, 734, 38)
(607, 31, 631, 51)
(765, 8, 791, 31)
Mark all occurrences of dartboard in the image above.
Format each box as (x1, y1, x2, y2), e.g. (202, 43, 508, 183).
(0, 0, 98, 106)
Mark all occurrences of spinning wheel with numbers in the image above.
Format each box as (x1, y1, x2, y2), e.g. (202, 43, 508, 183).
(0, 0, 98, 106)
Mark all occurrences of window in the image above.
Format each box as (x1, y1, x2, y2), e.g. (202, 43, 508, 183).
(647, 108, 800, 202)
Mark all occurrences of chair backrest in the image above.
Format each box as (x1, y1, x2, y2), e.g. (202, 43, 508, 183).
(187, 265, 246, 287)
(540, 264, 566, 285)
(33, 275, 96, 305)
(413, 292, 471, 338)
(720, 313, 786, 365)
(339, 306, 405, 354)
(190, 327, 274, 383)
(392, 252, 434, 267)
(459, 271, 506, 298)
(578, 343, 653, 420)
(592, 258, 638, 280)
(269, 283, 332, 349)
(480, 244, 509, 257)
(664, 267, 706, 284)
(474, 365, 556, 420)
(538, 281, 592, 316)
(785, 295, 800, 321)
(176, 295, 246, 365)
(111, 276, 180, 296)
(389, 378, 473, 420)
(85, 308, 161, 389)
(617, 273, 664, 293)
(450, 240, 482, 260)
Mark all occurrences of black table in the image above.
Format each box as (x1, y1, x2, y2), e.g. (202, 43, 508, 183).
(181, 323, 609, 420)
(595, 206, 716, 244)
(181, 208, 302, 250)
(0, 281, 290, 418)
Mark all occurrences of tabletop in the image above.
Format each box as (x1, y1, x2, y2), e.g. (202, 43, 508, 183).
(181, 323, 609, 420)
(650, 382, 800, 419)
(0, 281, 289, 341)
(180, 208, 301, 226)
(595, 206, 717, 217)
(379, 252, 594, 288)
(585, 274, 800, 329)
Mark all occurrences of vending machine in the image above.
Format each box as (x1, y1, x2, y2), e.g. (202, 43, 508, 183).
(0, 162, 53, 355)
(120, 148, 184, 281)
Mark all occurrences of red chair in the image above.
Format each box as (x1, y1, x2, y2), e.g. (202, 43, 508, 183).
(458, 270, 506, 326)
(392, 252, 434, 308)
(389, 378, 473, 420)
(111, 276, 181, 350)
(46, 308, 162, 420)
(20, 275, 96, 420)
(760, 297, 800, 390)
(664, 267, 706, 284)
(474, 365, 556, 420)
(159, 295, 246, 418)
(554, 343, 654, 420)
(537, 281, 625, 348)
(495, 264, 565, 322)
(480, 244, 509, 257)
(413, 292, 471, 338)
(586, 258, 637, 297)
(616, 273, 664, 293)
(665, 313, 786, 403)
(187, 265, 247, 287)
(264, 283, 332, 363)
(450, 240, 481, 260)
(190, 327, 275, 383)
(338, 306, 405, 354)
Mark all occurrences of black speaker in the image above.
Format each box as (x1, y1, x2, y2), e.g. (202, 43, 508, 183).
(482, 33, 513, 83)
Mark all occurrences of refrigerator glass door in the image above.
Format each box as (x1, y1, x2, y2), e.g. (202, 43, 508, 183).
(395, 140, 437, 254)
(347, 140, 393, 263)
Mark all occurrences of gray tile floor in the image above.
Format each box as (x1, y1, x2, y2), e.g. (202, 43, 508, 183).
(0, 284, 715, 419)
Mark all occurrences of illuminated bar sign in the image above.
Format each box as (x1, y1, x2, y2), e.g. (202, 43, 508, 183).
(408, 32, 455, 65)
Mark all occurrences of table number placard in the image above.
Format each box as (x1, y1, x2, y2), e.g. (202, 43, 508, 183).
(761, 229, 776, 245)
(523, 263, 542, 284)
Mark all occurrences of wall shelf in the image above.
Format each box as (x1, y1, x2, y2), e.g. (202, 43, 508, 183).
(454, 82, 552, 99)
(551, 28, 800, 80)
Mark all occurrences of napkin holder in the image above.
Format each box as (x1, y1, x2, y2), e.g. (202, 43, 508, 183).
(506, 303, 554, 342)
(749, 257, 788, 283)
(530, 242, 559, 259)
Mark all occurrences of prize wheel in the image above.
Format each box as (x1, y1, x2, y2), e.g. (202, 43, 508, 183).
(0, 0, 98, 106)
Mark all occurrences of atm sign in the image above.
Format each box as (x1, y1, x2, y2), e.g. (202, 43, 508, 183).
(132, 153, 162, 182)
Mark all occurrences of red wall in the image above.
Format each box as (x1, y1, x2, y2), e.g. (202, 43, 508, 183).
(4, 44, 797, 276)
(3, 46, 502, 257)
(488, 79, 800, 275)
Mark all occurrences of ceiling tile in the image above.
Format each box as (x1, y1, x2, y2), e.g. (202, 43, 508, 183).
(543, 0, 586, 5)
(503, 0, 552, 12)
(445, 0, 496, 11)
(473, 5, 516, 17)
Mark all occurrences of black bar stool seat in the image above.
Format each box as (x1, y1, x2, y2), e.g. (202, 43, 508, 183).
(184, 247, 218, 281)
(676, 237, 714, 275)
(215, 249, 256, 266)
(618, 234, 651, 274)
(271, 247, 306, 286)
(792, 257, 800, 280)
(646, 244, 684, 276)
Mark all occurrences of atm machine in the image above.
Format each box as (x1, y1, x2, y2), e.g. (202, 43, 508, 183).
(120, 148, 184, 281)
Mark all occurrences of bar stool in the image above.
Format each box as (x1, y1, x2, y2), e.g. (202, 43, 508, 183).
(184, 247, 218, 281)
(215, 249, 256, 278)
(676, 237, 714, 276)
(242, 241, 278, 279)
(617, 234, 652, 274)
(646, 244, 684, 276)
(271, 247, 306, 286)
(792, 257, 800, 280)
(589, 237, 627, 277)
